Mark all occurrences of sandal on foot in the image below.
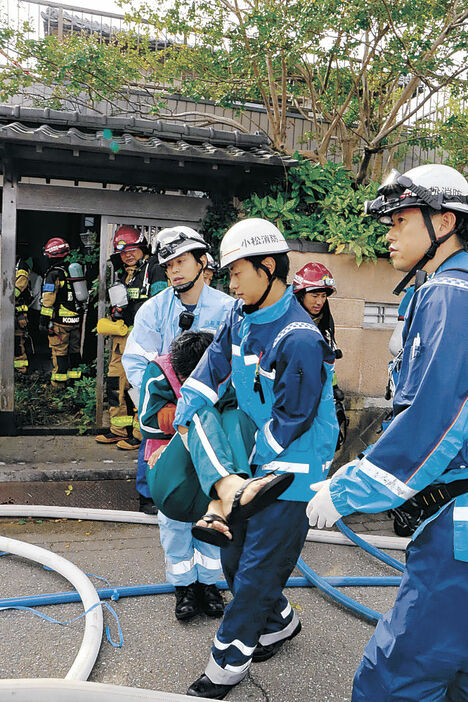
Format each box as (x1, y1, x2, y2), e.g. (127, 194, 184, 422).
(192, 514, 232, 549)
(227, 471, 294, 525)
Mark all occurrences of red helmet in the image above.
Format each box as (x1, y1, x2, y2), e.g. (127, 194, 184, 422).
(293, 262, 336, 295)
(113, 226, 146, 254)
(43, 237, 70, 258)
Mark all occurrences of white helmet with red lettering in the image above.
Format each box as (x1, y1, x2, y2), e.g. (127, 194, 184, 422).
(220, 218, 289, 268)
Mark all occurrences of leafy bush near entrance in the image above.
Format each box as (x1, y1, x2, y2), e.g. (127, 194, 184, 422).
(15, 364, 96, 433)
(202, 157, 388, 265)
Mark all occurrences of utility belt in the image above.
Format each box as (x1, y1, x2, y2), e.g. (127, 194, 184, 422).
(391, 480, 468, 536)
(411, 480, 468, 516)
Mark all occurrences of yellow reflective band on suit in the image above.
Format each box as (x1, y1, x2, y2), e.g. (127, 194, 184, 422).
(40, 307, 53, 318)
(14, 360, 29, 368)
(111, 416, 133, 427)
(132, 417, 140, 429)
(67, 369, 82, 379)
(51, 372, 68, 382)
(58, 305, 79, 318)
(15, 305, 28, 312)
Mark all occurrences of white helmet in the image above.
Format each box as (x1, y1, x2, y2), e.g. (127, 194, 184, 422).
(365, 164, 468, 296)
(365, 164, 468, 225)
(220, 218, 289, 268)
(206, 252, 218, 272)
(155, 226, 208, 265)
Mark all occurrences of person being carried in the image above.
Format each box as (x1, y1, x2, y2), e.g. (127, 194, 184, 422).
(139, 330, 291, 620)
(171, 218, 338, 699)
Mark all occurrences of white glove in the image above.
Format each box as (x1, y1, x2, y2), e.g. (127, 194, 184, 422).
(306, 479, 341, 529)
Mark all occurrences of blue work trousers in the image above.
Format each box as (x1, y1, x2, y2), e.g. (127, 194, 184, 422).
(352, 503, 468, 702)
(205, 499, 309, 685)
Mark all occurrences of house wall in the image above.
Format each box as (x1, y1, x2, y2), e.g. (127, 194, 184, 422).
(288, 248, 403, 398)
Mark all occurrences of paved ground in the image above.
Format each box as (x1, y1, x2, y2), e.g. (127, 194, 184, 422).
(0, 434, 403, 701)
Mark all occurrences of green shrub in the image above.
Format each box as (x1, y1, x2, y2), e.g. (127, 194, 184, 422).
(201, 157, 389, 266)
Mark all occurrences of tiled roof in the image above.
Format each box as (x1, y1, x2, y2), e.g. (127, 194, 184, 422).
(0, 105, 277, 149)
(0, 105, 295, 194)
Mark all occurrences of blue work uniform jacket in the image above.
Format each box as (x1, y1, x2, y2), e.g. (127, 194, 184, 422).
(330, 251, 468, 560)
(174, 285, 338, 502)
(122, 283, 235, 389)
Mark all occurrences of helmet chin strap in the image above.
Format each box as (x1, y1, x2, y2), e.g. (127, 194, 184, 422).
(243, 263, 275, 315)
(173, 262, 204, 296)
(393, 208, 455, 295)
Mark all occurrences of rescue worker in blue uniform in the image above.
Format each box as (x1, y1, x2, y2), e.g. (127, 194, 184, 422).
(172, 218, 338, 699)
(122, 226, 234, 622)
(306, 164, 468, 702)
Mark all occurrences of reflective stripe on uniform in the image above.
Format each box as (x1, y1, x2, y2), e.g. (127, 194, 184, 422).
(262, 460, 309, 474)
(139, 376, 165, 435)
(40, 307, 53, 318)
(165, 550, 221, 575)
(192, 413, 230, 478)
(264, 419, 284, 454)
(110, 415, 133, 427)
(184, 377, 218, 404)
(258, 610, 299, 646)
(205, 653, 251, 685)
(359, 457, 418, 500)
(67, 369, 82, 379)
(272, 321, 321, 349)
(454, 506, 468, 521)
(51, 372, 68, 381)
(259, 366, 275, 379)
(213, 635, 256, 657)
(14, 359, 28, 368)
(58, 305, 79, 318)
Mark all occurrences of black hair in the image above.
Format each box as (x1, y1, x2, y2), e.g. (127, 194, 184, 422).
(193, 250, 208, 267)
(170, 331, 214, 381)
(247, 252, 290, 284)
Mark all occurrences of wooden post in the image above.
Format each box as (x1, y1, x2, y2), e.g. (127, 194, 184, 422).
(0, 164, 17, 434)
(95, 216, 110, 427)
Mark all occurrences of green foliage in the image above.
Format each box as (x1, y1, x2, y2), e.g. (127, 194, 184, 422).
(66, 231, 99, 268)
(200, 197, 238, 246)
(15, 364, 96, 433)
(1, 1, 466, 182)
(240, 156, 387, 264)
